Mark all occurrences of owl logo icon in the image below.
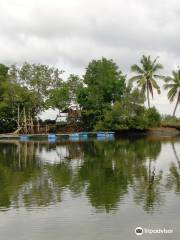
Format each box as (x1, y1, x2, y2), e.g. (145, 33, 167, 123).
(135, 227, 143, 236)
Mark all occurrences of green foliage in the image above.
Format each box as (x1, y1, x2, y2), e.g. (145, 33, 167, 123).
(0, 62, 65, 133)
(0, 64, 9, 81)
(0, 64, 17, 132)
(96, 105, 161, 131)
(0, 58, 174, 133)
(83, 58, 126, 102)
(96, 102, 147, 131)
(67, 74, 83, 104)
(0, 63, 54, 132)
(78, 57, 126, 129)
(164, 69, 180, 116)
(9, 63, 65, 115)
(18, 62, 63, 95)
(145, 107, 161, 127)
(47, 83, 70, 113)
(0, 109, 17, 133)
(95, 87, 160, 131)
(0, 64, 9, 96)
(161, 114, 179, 122)
(161, 114, 180, 127)
(95, 87, 145, 130)
(130, 55, 164, 108)
(1, 81, 42, 119)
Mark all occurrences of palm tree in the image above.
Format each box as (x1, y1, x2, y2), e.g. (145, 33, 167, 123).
(129, 55, 163, 108)
(164, 69, 180, 116)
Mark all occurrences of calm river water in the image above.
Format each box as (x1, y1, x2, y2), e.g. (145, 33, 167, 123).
(0, 136, 179, 239)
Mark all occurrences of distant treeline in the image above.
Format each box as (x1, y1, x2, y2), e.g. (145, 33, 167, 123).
(0, 55, 180, 133)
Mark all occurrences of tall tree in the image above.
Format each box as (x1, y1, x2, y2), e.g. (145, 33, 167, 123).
(78, 57, 126, 129)
(67, 74, 83, 106)
(0, 81, 42, 131)
(18, 63, 63, 96)
(8, 63, 64, 116)
(47, 83, 70, 116)
(0, 64, 9, 81)
(0, 64, 9, 96)
(164, 69, 180, 116)
(130, 55, 163, 108)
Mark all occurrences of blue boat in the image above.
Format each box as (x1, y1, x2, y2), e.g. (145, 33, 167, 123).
(69, 133, 80, 141)
(48, 134, 57, 140)
(97, 132, 115, 139)
(106, 132, 115, 138)
(69, 132, 89, 141)
(97, 132, 106, 138)
(79, 132, 88, 139)
(20, 135, 29, 141)
(69, 133, 80, 138)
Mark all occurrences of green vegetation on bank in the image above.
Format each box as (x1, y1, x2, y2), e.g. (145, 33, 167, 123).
(0, 55, 180, 133)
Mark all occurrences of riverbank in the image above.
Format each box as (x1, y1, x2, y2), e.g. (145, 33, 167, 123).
(0, 127, 179, 139)
(148, 127, 180, 137)
(114, 126, 180, 138)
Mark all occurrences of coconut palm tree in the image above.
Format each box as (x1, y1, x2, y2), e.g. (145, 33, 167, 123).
(129, 55, 164, 108)
(164, 69, 180, 116)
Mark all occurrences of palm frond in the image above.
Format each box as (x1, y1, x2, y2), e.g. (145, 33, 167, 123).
(153, 74, 165, 79)
(152, 63, 163, 72)
(131, 64, 144, 74)
(164, 83, 176, 90)
(152, 56, 159, 65)
(151, 79, 160, 94)
(164, 76, 174, 83)
(172, 70, 178, 79)
(131, 55, 163, 103)
(167, 87, 177, 102)
(129, 75, 143, 84)
(137, 77, 146, 87)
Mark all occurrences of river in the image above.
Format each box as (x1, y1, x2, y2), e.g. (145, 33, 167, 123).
(0, 136, 179, 239)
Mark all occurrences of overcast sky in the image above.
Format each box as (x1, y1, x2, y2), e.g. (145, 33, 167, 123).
(0, 0, 180, 118)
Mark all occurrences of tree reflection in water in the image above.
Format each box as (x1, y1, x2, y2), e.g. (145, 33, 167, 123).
(0, 137, 179, 213)
(166, 142, 180, 193)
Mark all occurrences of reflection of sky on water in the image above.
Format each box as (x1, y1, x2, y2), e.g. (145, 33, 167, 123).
(38, 146, 70, 164)
(156, 142, 180, 172)
(37, 145, 84, 168)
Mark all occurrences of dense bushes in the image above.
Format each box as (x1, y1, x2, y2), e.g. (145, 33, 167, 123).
(95, 104, 161, 131)
(94, 85, 161, 131)
(145, 107, 161, 128)
(0, 118, 17, 133)
(161, 114, 180, 127)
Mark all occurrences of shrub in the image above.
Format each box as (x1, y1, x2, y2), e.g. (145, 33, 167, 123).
(145, 107, 161, 128)
(95, 104, 161, 131)
(0, 119, 17, 133)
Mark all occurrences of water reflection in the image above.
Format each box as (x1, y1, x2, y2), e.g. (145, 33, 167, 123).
(165, 142, 180, 194)
(0, 137, 179, 213)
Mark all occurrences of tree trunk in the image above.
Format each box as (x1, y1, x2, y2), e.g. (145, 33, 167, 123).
(17, 103, 20, 128)
(37, 118, 40, 133)
(147, 82, 150, 108)
(173, 91, 180, 116)
(23, 107, 27, 134)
